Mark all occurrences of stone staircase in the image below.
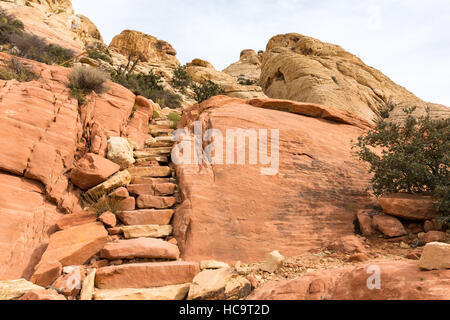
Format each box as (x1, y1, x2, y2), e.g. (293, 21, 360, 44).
(92, 111, 199, 300)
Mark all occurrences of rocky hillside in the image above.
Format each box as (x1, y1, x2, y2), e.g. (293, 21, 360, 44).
(0, 0, 448, 301)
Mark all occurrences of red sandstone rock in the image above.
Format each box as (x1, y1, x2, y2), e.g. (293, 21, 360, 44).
(18, 289, 66, 301)
(100, 238, 180, 260)
(173, 96, 375, 263)
(70, 153, 120, 190)
(31, 223, 108, 281)
(118, 197, 136, 211)
(29, 261, 62, 287)
(98, 212, 117, 228)
(55, 210, 98, 231)
(247, 261, 450, 300)
(117, 209, 174, 225)
(373, 215, 407, 238)
(419, 231, 447, 245)
(379, 194, 439, 221)
(95, 262, 200, 289)
(327, 235, 366, 254)
(111, 187, 129, 198)
(357, 211, 376, 236)
(137, 195, 176, 209)
(52, 267, 84, 297)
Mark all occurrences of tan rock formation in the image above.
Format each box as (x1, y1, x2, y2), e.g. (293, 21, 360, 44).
(0, 0, 104, 52)
(173, 96, 374, 264)
(223, 49, 262, 84)
(260, 33, 449, 123)
(186, 58, 267, 100)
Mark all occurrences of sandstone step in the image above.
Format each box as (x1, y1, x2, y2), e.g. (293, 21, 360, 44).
(145, 140, 175, 148)
(154, 136, 176, 142)
(95, 262, 200, 289)
(137, 195, 177, 209)
(86, 170, 132, 200)
(117, 209, 174, 225)
(128, 166, 172, 178)
(94, 283, 190, 300)
(135, 156, 169, 165)
(132, 177, 175, 185)
(100, 238, 180, 260)
(150, 128, 174, 137)
(122, 225, 173, 239)
(128, 183, 177, 196)
(134, 148, 172, 158)
(154, 120, 176, 127)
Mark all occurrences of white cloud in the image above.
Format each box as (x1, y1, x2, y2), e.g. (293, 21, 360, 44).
(71, 0, 450, 105)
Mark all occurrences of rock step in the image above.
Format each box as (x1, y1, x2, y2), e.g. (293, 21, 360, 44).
(100, 238, 180, 260)
(154, 136, 176, 142)
(94, 283, 190, 300)
(95, 261, 199, 289)
(128, 183, 177, 196)
(137, 195, 177, 209)
(150, 127, 174, 137)
(153, 120, 176, 127)
(131, 177, 175, 185)
(145, 140, 175, 148)
(134, 148, 172, 158)
(122, 224, 173, 239)
(128, 166, 172, 178)
(135, 156, 169, 164)
(117, 209, 174, 225)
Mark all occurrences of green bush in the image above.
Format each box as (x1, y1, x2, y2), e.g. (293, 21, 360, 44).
(171, 65, 192, 91)
(112, 70, 182, 109)
(0, 9, 24, 44)
(353, 104, 449, 222)
(192, 78, 225, 103)
(0, 58, 38, 82)
(68, 65, 109, 105)
(88, 50, 113, 64)
(168, 111, 181, 128)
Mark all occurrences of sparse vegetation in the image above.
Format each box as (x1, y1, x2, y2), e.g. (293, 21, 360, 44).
(168, 112, 181, 129)
(353, 104, 450, 223)
(192, 78, 225, 103)
(0, 58, 38, 82)
(112, 69, 182, 109)
(80, 192, 122, 216)
(171, 65, 192, 92)
(0, 9, 24, 44)
(238, 77, 256, 86)
(68, 65, 109, 105)
(88, 50, 113, 64)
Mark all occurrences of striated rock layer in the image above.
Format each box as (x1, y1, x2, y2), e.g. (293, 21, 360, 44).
(260, 33, 449, 123)
(173, 96, 375, 264)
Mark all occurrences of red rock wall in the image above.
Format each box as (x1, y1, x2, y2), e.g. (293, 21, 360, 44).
(173, 96, 375, 264)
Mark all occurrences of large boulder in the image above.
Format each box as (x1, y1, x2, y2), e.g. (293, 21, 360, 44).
(379, 194, 439, 221)
(173, 96, 375, 264)
(70, 153, 120, 190)
(419, 242, 450, 270)
(260, 33, 449, 123)
(248, 260, 450, 300)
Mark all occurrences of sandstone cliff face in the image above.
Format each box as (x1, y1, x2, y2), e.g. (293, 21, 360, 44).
(0, 0, 104, 52)
(223, 49, 263, 84)
(186, 58, 267, 100)
(0, 53, 154, 280)
(259, 33, 449, 123)
(173, 96, 375, 264)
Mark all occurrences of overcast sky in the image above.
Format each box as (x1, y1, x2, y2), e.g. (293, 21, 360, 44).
(71, 0, 450, 105)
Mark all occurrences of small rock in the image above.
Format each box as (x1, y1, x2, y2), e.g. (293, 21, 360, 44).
(373, 215, 407, 238)
(400, 242, 410, 249)
(357, 211, 376, 236)
(107, 137, 136, 169)
(419, 242, 450, 270)
(18, 289, 66, 301)
(419, 231, 447, 246)
(406, 248, 423, 260)
(347, 253, 369, 263)
(261, 250, 285, 273)
(200, 260, 230, 270)
(327, 235, 366, 254)
(98, 211, 117, 228)
(80, 269, 96, 301)
(53, 267, 83, 297)
(111, 187, 129, 198)
(247, 275, 260, 289)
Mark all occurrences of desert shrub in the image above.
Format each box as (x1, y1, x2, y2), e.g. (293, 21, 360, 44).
(153, 109, 161, 118)
(112, 70, 182, 109)
(171, 65, 192, 91)
(168, 111, 181, 128)
(81, 193, 122, 216)
(88, 50, 113, 64)
(192, 79, 224, 103)
(0, 58, 38, 82)
(68, 65, 109, 105)
(0, 9, 24, 44)
(238, 77, 255, 86)
(353, 104, 450, 222)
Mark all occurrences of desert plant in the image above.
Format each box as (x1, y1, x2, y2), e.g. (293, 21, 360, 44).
(0, 58, 38, 82)
(171, 65, 192, 92)
(88, 50, 113, 64)
(238, 77, 255, 86)
(168, 112, 181, 128)
(353, 104, 449, 222)
(0, 9, 24, 44)
(192, 78, 225, 103)
(80, 192, 122, 216)
(68, 65, 109, 105)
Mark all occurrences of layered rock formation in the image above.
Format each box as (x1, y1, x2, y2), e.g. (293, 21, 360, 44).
(0, 0, 104, 52)
(0, 53, 155, 280)
(173, 96, 375, 264)
(259, 33, 449, 123)
(223, 49, 263, 84)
